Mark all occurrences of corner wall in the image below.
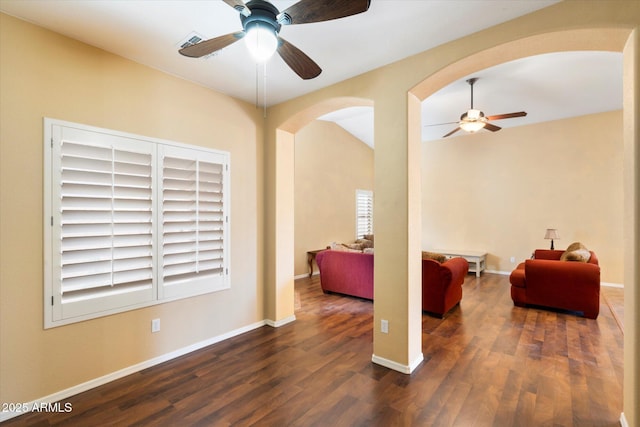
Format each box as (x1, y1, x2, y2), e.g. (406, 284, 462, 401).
(0, 13, 264, 406)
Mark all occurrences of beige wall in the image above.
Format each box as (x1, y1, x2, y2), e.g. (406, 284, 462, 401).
(294, 121, 374, 276)
(0, 14, 264, 405)
(422, 111, 624, 283)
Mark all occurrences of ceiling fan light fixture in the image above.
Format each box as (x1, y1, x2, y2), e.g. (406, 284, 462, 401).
(244, 22, 278, 62)
(459, 109, 486, 133)
(459, 120, 486, 133)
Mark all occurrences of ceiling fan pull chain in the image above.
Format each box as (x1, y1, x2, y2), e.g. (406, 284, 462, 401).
(263, 61, 268, 118)
(255, 62, 259, 110)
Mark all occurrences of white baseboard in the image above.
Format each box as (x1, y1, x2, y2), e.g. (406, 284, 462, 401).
(602, 282, 624, 288)
(620, 412, 628, 427)
(0, 319, 268, 422)
(371, 352, 424, 374)
(265, 314, 296, 327)
(485, 269, 511, 276)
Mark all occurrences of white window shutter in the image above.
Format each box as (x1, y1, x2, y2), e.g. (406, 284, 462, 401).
(51, 126, 156, 322)
(159, 145, 229, 299)
(356, 189, 373, 239)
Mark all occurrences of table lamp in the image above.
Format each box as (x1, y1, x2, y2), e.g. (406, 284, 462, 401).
(544, 228, 560, 250)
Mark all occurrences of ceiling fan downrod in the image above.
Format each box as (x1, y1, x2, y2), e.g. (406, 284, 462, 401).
(467, 77, 478, 109)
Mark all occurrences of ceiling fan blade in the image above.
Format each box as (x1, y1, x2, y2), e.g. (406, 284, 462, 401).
(485, 111, 527, 121)
(443, 127, 461, 138)
(484, 122, 502, 132)
(179, 31, 245, 58)
(424, 121, 458, 127)
(277, 37, 322, 80)
(278, 0, 371, 25)
(223, 0, 251, 17)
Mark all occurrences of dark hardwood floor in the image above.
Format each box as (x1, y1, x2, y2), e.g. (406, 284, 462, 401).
(3, 274, 624, 426)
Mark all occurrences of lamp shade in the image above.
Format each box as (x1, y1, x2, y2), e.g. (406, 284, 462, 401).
(544, 229, 560, 240)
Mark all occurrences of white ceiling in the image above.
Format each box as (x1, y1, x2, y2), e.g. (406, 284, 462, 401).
(1, 0, 559, 106)
(0, 0, 622, 145)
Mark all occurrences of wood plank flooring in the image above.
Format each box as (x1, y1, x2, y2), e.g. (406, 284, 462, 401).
(3, 273, 624, 426)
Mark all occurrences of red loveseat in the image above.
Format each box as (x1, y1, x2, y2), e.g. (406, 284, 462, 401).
(509, 249, 600, 318)
(315, 250, 469, 317)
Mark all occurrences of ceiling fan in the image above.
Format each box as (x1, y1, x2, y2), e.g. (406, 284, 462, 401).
(179, 0, 371, 80)
(434, 78, 527, 138)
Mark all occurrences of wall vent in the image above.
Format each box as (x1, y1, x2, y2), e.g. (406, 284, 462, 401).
(180, 34, 203, 49)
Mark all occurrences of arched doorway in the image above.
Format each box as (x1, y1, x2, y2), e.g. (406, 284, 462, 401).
(408, 28, 638, 426)
(264, 97, 373, 326)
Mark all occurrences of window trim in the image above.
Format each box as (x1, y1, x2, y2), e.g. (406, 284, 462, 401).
(44, 118, 230, 328)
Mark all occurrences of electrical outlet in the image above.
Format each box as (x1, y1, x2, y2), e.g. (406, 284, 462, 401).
(510, 256, 516, 263)
(381, 319, 389, 334)
(151, 318, 160, 333)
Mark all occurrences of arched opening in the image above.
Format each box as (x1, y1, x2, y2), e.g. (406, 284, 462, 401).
(265, 97, 373, 326)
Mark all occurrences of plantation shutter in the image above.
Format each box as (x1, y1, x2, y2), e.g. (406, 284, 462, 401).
(45, 119, 231, 328)
(159, 145, 229, 299)
(51, 125, 156, 321)
(356, 190, 373, 239)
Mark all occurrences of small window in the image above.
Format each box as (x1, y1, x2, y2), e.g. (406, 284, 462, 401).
(44, 119, 230, 328)
(356, 189, 373, 239)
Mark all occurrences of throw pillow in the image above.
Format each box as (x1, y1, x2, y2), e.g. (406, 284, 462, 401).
(422, 251, 447, 263)
(355, 238, 374, 249)
(566, 242, 587, 252)
(561, 249, 591, 263)
(342, 242, 365, 251)
(560, 242, 591, 262)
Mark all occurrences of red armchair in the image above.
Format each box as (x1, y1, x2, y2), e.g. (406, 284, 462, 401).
(422, 257, 469, 317)
(509, 249, 600, 318)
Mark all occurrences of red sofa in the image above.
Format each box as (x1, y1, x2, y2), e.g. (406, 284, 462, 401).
(315, 250, 469, 317)
(509, 249, 601, 318)
(316, 250, 374, 300)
